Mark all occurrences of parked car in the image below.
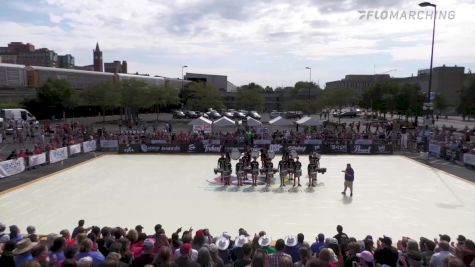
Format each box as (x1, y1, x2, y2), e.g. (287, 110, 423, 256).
(223, 109, 235, 118)
(283, 111, 303, 119)
(270, 110, 282, 119)
(184, 110, 200, 119)
(233, 111, 247, 120)
(172, 110, 186, 119)
(206, 110, 222, 120)
(247, 111, 261, 120)
(336, 111, 357, 118)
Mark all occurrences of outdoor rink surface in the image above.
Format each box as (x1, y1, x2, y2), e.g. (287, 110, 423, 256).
(1, 154, 475, 240)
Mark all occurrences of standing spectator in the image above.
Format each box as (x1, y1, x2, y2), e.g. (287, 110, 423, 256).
(430, 241, 452, 267)
(284, 235, 300, 262)
(31, 244, 49, 267)
(196, 247, 212, 267)
(60, 229, 75, 247)
(209, 244, 224, 267)
(459, 240, 475, 267)
(9, 225, 23, 243)
(294, 247, 310, 267)
(258, 235, 276, 254)
(311, 234, 326, 256)
(341, 164, 355, 197)
(0, 240, 16, 267)
(0, 223, 10, 243)
(175, 243, 199, 267)
(374, 236, 399, 267)
(319, 248, 338, 267)
(13, 238, 36, 267)
(75, 239, 105, 267)
(356, 250, 375, 267)
(72, 220, 88, 239)
(268, 239, 292, 267)
(26, 226, 38, 242)
(154, 246, 176, 267)
(216, 236, 231, 265)
(49, 237, 66, 267)
(234, 243, 252, 267)
(333, 226, 349, 248)
(131, 238, 155, 267)
(231, 235, 248, 261)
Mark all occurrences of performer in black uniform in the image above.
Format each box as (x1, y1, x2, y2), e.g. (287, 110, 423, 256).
(293, 157, 302, 187)
(307, 160, 317, 187)
(224, 159, 232, 186)
(278, 156, 288, 187)
(217, 154, 226, 181)
(288, 157, 295, 181)
(242, 151, 250, 180)
(260, 149, 267, 169)
(236, 159, 244, 186)
(265, 159, 274, 187)
(250, 157, 260, 186)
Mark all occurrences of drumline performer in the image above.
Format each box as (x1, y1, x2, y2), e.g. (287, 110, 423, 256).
(217, 154, 226, 181)
(278, 156, 288, 187)
(236, 158, 244, 186)
(223, 158, 232, 186)
(307, 160, 317, 187)
(287, 155, 295, 181)
(293, 157, 302, 187)
(250, 156, 260, 186)
(265, 158, 275, 187)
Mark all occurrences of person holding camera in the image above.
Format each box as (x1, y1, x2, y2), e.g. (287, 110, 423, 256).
(341, 163, 354, 197)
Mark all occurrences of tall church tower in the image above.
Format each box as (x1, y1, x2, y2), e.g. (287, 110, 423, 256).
(93, 42, 103, 72)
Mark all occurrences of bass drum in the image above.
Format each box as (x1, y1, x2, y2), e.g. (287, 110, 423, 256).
(231, 148, 241, 160)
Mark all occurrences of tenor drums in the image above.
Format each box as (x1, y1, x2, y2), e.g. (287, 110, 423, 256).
(295, 170, 302, 176)
(214, 168, 223, 174)
(237, 171, 244, 176)
(244, 167, 251, 172)
(224, 171, 232, 176)
(280, 170, 288, 176)
(231, 148, 241, 160)
(252, 169, 259, 175)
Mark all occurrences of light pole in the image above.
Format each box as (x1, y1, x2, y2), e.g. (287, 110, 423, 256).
(419, 2, 436, 117)
(305, 67, 312, 113)
(181, 65, 188, 92)
(419, 1, 436, 153)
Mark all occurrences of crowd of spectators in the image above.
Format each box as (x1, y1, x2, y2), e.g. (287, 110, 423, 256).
(1, 222, 474, 267)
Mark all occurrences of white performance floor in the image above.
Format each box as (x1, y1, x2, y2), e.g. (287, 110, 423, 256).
(1, 155, 475, 240)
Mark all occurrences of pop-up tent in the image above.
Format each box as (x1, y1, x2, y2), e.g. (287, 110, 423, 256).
(246, 116, 262, 127)
(268, 116, 294, 126)
(213, 116, 235, 127)
(296, 116, 323, 126)
(188, 116, 213, 133)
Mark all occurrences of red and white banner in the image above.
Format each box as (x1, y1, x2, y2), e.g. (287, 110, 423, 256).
(49, 147, 68, 163)
(29, 153, 47, 167)
(0, 158, 26, 178)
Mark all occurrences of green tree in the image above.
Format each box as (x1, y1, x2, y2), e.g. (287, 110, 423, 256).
(321, 87, 357, 111)
(236, 85, 265, 111)
(185, 82, 224, 111)
(119, 80, 154, 123)
(80, 82, 121, 124)
(149, 85, 180, 121)
(457, 79, 475, 118)
(23, 78, 73, 119)
(433, 95, 449, 115)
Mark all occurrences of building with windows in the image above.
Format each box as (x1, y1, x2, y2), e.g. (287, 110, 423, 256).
(184, 72, 237, 92)
(105, 60, 127, 73)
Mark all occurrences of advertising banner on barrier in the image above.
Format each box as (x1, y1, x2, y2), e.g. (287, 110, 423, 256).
(50, 147, 68, 163)
(355, 139, 373, 145)
(372, 144, 393, 154)
(326, 143, 349, 153)
(303, 139, 323, 145)
(29, 153, 46, 167)
(349, 144, 372, 154)
(203, 144, 223, 153)
(118, 144, 183, 153)
(69, 144, 82, 155)
(100, 140, 119, 149)
(82, 140, 97, 153)
(202, 139, 221, 145)
(150, 140, 168, 145)
(0, 158, 26, 178)
(253, 139, 272, 145)
(463, 153, 475, 167)
(429, 141, 442, 157)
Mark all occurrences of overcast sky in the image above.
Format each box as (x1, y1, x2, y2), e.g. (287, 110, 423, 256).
(1, 0, 474, 88)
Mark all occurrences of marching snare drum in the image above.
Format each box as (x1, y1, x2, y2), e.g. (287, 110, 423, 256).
(231, 148, 241, 160)
(295, 170, 302, 176)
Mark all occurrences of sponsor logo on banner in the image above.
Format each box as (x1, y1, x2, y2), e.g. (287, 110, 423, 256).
(204, 144, 222, 153)
(314, 145, 321, 152)
(463, 153, 475, 167)
(269, 144, 282, 153)
(100, 140, 119, 149)
(50, 147, 68, 163)
(82, 140, 97, 153)
(188, 143, 196, 152)
(428, 142, 442, 156)
(304, 139, 323, 145)
(161, 145, 181, 152)
(355, 139, 373, 145)
(375, 145, 393, 154)
(329, 144, 348, 153)
(0, 158, 26, 178)
(29, 153, 46, 167)
(352, 145, 371, 154)
(288, 146, 306, 153)
(123, 145, 136, 153)
(69, 144, 82, 155)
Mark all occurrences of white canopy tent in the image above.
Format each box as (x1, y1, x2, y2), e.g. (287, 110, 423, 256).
(296, 116, 323, 126)
(268, 116, 294, 126)
(213, 116, 236, 127)
(188, 116, 213, 126)
(246, 116, 262, 127)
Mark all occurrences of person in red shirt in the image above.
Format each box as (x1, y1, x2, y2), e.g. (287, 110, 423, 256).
(34, 146, 42, 155)
(18, 150, 27, 158)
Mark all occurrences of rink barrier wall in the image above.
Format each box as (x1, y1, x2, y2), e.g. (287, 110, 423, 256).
(0, 140, 97, 179)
